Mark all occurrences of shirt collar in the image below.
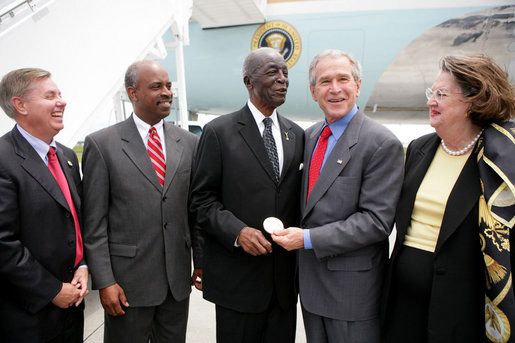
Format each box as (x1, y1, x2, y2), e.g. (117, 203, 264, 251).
(247, 100, 279, 129)
(16, 124, 56, 162)
(324, 104, 358, 140)
(132, 113, 164, 136)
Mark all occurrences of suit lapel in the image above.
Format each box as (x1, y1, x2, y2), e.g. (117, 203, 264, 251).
(55, 145, 81, 210)
(238, 106, 277, 184)
(162, 123, 183, 193)
(435, 152, 481, 254)
(301, 122, 324, 214)
(278, 114, 295, 184)
(12, 128, 70, 211)
(303, 112, 363, 219)
(120, 116, 162, 191)
(395, 135, 440, 240)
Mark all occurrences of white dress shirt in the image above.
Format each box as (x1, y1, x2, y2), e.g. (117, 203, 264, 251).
(133, 113, 167, 162)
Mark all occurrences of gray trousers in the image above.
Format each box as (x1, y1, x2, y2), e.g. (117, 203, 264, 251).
(104, 292, 189, 343)
(302, 305, 380, 343)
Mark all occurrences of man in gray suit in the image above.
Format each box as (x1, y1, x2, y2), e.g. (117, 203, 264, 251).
(82, 60, 202, 343)
(273, 50, 404, 342)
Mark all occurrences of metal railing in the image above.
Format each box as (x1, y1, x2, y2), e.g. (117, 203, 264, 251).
(0, 0, 36, 25)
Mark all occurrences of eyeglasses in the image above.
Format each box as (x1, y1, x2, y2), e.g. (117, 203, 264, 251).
(425, 88, 464, 103)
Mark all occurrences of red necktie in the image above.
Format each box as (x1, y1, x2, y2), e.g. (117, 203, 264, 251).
(148, 127, 166, 186)
(307, 126, 332, 200)
(47, 147, 83, 266)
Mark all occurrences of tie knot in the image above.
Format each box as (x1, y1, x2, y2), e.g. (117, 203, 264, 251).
(263, 117, 273, 129)
(149, 127, 158, 135)
(320, 126, 332, 139)
(47, 147, 56, 158)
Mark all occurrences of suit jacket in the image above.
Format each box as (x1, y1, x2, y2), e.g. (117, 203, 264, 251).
(299, 110, 404, 321)
(381, 133, 508, 342)
(190, 105, 304, 313)
(0, 126, 83, 342)
(82, 116, 201, 306)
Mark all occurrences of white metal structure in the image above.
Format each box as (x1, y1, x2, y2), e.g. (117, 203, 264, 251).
(0, 0, 192, 146)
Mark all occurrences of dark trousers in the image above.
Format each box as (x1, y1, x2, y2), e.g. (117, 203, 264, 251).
(0, 297, 83, 343)
(46, 307, 84, 343)
(215, 297, 296, 343)
(383, 246, 433, 343)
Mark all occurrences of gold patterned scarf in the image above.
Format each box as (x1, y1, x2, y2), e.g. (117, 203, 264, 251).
(478, 121, 515, 343)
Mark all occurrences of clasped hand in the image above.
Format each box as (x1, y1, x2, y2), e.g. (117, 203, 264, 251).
(52, 267, 89, 308)
(237, 227, 272, 256)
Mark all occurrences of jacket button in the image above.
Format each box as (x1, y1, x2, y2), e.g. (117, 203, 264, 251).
(163, 223, 168, 230)
(67, 267, 74, 273)
(436, 267, 446, 275)
(65, 213, 70, 218)
(162, 196, 167, 202)
(67, 240, 74, 247)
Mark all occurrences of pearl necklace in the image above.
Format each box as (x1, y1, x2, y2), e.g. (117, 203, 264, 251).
(441, 129, 483, 156)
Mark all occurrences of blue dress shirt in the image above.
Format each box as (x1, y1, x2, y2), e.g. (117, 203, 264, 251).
(304, 105, 358, 249)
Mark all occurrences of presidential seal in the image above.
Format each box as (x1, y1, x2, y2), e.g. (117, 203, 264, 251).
(251, 20, 301, 69)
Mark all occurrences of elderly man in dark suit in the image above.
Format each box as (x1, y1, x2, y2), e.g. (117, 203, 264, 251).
(0, 68, 88, 343)
(190, 47, 304, 343)
(82, 60, 202, 343)
(273, 50, 404, 342)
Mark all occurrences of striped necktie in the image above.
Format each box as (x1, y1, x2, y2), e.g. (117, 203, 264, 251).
(147, 127, 166, 186)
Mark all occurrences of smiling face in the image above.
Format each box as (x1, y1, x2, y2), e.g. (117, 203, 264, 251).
(14, 77, 66, 143)
(127, 61, 172, 126)
(427, 71, 472, 136)
(245, 49, 289, 116)
(310, 56, 361, 124)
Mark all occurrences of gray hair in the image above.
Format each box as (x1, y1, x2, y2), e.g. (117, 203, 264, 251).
(308, 50, 362, 87)
(0, 68, 51, 118)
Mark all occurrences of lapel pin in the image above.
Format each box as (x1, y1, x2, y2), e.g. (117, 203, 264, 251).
(67, 161, 73, 167)
(337, 159, 343, 165)
(284, 131, 290, 141)
(299, 163, 304, 171)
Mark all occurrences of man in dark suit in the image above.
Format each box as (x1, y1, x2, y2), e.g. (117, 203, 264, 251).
(82, 60, 202, 343)
(0, 68, 88, 342)
(273, 50, 404, 342)
(190, 47, 304, 343)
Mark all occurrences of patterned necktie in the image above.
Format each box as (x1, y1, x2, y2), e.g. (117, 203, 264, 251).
(47, 147, 83, 266)
(308, 126, 332, 200)
(263, 117, 280, 183)
(148, 127, 166, 186)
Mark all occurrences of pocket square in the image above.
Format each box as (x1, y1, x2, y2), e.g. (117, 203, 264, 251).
(299, 163, 304, 171)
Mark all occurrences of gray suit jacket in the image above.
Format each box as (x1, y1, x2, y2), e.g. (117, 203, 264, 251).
(82, 116, 201, 307)
(299, 110, 404, 321)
